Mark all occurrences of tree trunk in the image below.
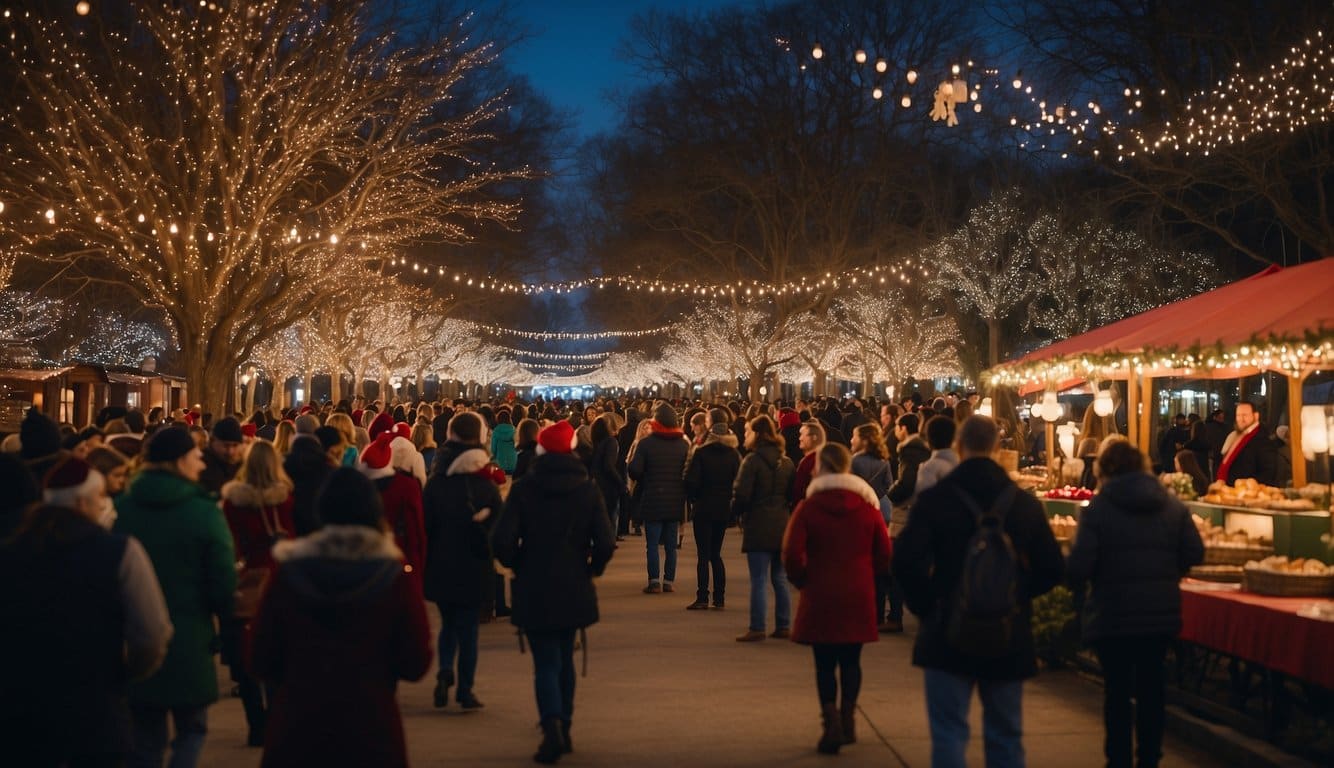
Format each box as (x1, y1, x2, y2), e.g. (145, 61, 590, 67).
(180, 338, 235, 418)
(330, 372, 343, 405)
(303, 371, 314, 407)
(987, 317, 1001, 368)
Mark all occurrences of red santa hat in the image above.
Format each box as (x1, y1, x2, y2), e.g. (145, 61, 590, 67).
(394, 422, 412, 441)
(368, 412, 395, 441)
(537, 420, 578, 456)
(42, 456, 105, 504)
(358, 432, 396, 480)
(300, 405, 314, 415)
(240, 423, 257, 439)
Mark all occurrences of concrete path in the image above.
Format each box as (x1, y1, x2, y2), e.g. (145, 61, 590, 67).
(202, 528, 1229, 767)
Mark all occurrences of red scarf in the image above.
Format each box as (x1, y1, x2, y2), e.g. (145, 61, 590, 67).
(1215, 425, 1259, 482)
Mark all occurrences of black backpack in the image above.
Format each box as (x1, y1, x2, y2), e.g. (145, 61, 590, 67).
(945, 484, 1020, 658)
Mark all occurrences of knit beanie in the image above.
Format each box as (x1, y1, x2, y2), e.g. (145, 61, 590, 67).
(653, 403, 679, 429)
(146, 426, 197, 463)
(20, 407, 61, 460)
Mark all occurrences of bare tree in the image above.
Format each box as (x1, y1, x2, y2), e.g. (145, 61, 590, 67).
(0, 1, 529, 411)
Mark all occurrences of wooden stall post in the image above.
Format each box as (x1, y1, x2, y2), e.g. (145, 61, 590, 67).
(1288, 373, 1307, 488)
(1126, 372, 1140, 448)
(1138, 375, 1154, 454)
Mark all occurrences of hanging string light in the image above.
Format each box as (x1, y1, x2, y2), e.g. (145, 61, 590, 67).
(497, 346, 614, 361)
(387, 256, 928, 297)
(470, 322, 674, 341)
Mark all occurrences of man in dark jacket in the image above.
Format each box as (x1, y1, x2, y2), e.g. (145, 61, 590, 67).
(683, 411, 741, 610)
(423, 411, 504, 711)
(1216, 401, 1278, 486)
(0, 457, 174, 766)
(197, 416, 244, 495)
(893, 416, 1063, 768)
(615, 408, 642, 537)
(840, 399, 869, 446)
(1066, 439, 1204, 768)
(881, 412, 931, 632)
(628, 403, 690, 594)
(284, 432, 334, 535)
(491, 421, 615, 763)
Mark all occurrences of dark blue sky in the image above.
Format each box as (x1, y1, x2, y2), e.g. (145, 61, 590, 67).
(505, 0, 752, 138)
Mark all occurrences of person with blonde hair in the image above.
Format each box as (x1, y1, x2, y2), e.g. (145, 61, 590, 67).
(411, 422, 437, 471)
(220, 440, 295, 746)
(324, 412, 360, 467)
(273, 420, 296, 455)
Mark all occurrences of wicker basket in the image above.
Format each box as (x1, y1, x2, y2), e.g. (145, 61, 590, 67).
(1189, 566, 1244, 584)
(1242, 569, 1334, 597)
(1203, 545, 1275, 566)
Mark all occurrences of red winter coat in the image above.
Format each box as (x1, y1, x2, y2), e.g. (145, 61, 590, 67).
(783, 472, 892, 645)
(250, 525, 432, 768)
(375, 471, 426, 580)
(221, 481, 296, 571)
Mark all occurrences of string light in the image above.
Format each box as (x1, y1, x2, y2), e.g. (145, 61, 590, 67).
(387, 256, 928, 297)
(497, 346, 614, 361)
(470, 322, 673, 341)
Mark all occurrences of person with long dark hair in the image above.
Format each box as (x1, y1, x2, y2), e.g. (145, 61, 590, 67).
(733, 415, 796, 642)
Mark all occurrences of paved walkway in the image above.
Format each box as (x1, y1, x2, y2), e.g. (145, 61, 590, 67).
(202, 528, 1229, 767)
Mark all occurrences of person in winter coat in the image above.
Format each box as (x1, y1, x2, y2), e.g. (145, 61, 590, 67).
(1066, 439, 1204, 768)
(783, 443, 892, 754)
(250, 468, 432, 768)
(892, 416, 1064, 768)
(849, 423, 892, 513)
(197, 417, 245, 496)
(490, 409, 518, 474)
(778, 408, 804, 467)
(588, 413, 627, 537)
(683, 410, 742, 610)
(1, 457, 173, 767)
(914, 416, 959, 495)
(733, 415, 797, 642)
(19, 405, 66, 486)
(283, 432, 333, 535)
(359, 432, 427, 581)
(790, 420, 825, 504)
(420, 411, 504, 711)
(220, 441, 296, 747)
(627, 403, 691, 594)
(113, 427, 237, 768)
(513, 417, 541, 480)
(491, 420, 616, 764)
(881, 412, 931, 633)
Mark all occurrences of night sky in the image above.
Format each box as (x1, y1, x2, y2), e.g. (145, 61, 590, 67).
(505, 0, 757, 138)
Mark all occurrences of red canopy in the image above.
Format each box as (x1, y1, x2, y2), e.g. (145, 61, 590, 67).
(994, 259, 1334, 394)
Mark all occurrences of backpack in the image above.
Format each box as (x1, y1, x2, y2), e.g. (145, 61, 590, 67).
(945, 484, 1020, 658)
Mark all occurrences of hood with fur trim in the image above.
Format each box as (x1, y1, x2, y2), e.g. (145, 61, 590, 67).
(221, 480, 292, 508)
(700, 431, 739, 450)
(272, 525, 405, 605)
(806, 472, 880, 508)
(443, 445, 492, 477)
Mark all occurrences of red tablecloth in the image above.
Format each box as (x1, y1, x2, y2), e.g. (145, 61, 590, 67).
(1179, 584, 1334, 690)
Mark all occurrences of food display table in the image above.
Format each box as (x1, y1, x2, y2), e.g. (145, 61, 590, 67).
(1179, 583, 1334, 691)
(1185, 502, 1333, 562)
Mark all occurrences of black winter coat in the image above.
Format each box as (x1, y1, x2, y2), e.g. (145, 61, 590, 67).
(893, 457, 1064, 681)
(1065, 472, 1204, 642)
(284, 439, 332, 535)
(733, 442, 795, 553)
(780, 425, 804, 467)
(589, 436, 626, 515)
(491, 453, 615, 631)
(684, 433, 742, 523)
(1222, 428, 1279, 486)
(421, 442, 504, 606)
(627, 424, 691, 523)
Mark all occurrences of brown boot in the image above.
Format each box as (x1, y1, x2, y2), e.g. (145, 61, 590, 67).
(817, 701, 843, 755)
(841, 701, 857, 744)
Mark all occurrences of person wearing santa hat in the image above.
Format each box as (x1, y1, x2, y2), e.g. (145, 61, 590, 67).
(359, 432, 427, 582)
(0, 456, 174, 766)
(390, 420, 428, 487)
(421, 411, 506, 711)
(113, 427, 237, 767)
(492, 420, 615, 763)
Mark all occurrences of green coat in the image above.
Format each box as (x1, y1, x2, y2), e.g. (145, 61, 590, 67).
(114, 469, 236, 708)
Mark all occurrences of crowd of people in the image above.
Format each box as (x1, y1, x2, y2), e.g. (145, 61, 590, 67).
(1, 387, 1232, 767)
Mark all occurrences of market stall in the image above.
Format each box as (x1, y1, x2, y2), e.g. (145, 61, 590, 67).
(989, 258, 1334, 488)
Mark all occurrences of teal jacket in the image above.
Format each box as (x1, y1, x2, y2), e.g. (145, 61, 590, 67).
(114, 469, 236, 708)
(490, 423, 517, 474)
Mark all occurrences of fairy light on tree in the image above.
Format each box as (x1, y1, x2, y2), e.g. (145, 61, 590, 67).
(0, 2, 529, 412)
(835, 288, 960, 387)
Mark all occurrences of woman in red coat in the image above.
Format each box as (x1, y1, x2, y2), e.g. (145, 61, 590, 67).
(250, 467, 432, 768)
(783, 443, 892, 756)
(359, 432, 427, 579)
(221, 440, 296, 746)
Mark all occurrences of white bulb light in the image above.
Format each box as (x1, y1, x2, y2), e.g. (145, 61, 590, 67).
(854, 49, 867, 64)
(900, 95, 912, 108)
(45, 208, 55, 220)
(872, 87, 883, 100)
(875, 58, 887, 73)
(1041, 391, 1061, 422)
(1093, 390, 1114, 417)
(977, 397, 993, 417)
(906, 69, 917, 84)
(76, 2, 91, 16)
(812, 44, 824, 60)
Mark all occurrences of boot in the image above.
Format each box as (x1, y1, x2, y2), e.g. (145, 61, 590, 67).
(560, 720, 573, 754)
(534, 717, 566, 764)
(840, 701, 857, 744)
(817, 702, 843, 755)
(433, 671, 453, 709)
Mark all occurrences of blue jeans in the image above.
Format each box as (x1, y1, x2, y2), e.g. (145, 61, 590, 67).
(644, 520, 678, 583)
(745, 551, 790, 632)
(923, 668, 1024, 768)
(526, 629, 576, 721)
(436, 602, 480, 698)
(128, 705, 208, 768)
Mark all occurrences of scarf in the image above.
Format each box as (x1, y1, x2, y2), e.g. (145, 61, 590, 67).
(1215, 423, 1259, 482)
